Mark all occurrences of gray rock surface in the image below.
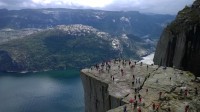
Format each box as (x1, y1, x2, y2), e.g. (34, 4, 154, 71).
(81, 59, 200, 112)
(154, 0, 200, 76)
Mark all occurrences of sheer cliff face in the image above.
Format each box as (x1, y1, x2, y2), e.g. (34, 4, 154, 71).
(80, 70, 126, 112)
(154, 0, 200, 76)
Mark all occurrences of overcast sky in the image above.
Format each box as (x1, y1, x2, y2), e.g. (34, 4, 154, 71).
(0, 0, 195, 14)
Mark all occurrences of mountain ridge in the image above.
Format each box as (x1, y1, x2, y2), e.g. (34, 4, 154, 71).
(0, 8, 175, 38)
(0, 24, 155, 72)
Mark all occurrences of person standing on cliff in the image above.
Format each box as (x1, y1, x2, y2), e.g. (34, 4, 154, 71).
(159, 92, 162, 100)
(180, 88, 183, 95)
(156, 79, 159, 83)
(152, 102, 155, 110)
(112, 76, 115, 82)
(135, 88, 137, 93)
(184, 89, 188, 97)
(121, 69, 124, 76)
(139, 97, 142, 103)
(123, 105, 127, 112)
(134, 101, 138, 109)
(107, 64, 111, 73)
(156, 104, 160, 111)
(138, 78, 141, 84)
(132, 81, 134, 86)
(137, 106, 141, 112)
(146, 88, 148, 93)
(129, 60, 131, 66)
(148, 73, 150, 78)
(131, 65, 135, 70)
(195, 87, 198, 96)
(138, 94, 141, 99)
(185, 104, 189, 112)
(167, 107, 171, 112)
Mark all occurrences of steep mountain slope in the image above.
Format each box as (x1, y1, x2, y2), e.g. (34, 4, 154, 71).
(154, 0, 200, 76)
(0, 8, 175, 38)
(0, 28, 43, 43)
(0, 24, 155, 72)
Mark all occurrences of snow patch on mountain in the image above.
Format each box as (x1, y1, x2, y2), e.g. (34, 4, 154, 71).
(95, 16, 102, 19)
(112, 39, 120, 50)
(120, 16, 130, 23)
(121, 34, 128, 39)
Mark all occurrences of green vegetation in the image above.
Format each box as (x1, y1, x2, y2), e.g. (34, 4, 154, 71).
(167, 4, 200, 33)
(0, 29, 116, 71)
(0, 26, 155, 72)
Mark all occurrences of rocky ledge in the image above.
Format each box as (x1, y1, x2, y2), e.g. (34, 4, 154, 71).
(81, 59, 200, 112)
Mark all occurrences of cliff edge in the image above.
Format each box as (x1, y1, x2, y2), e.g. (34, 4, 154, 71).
(81, 60, 200, 112)
(154, 0, 200, 76)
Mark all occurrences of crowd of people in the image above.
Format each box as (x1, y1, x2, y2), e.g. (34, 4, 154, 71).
(88, 58, 198, 112)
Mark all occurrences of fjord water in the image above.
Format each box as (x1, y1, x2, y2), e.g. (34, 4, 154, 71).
(0, 70, 84, 112)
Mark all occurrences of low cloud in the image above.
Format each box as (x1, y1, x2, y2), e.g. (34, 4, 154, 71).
(0, 0, 195, 14)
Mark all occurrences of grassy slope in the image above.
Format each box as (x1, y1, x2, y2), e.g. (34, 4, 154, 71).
(0, 29, 119, 71)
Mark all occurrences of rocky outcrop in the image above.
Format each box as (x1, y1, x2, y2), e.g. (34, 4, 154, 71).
(80, 70, 126, 112)
(154, 0, 200, 76)
(81, 60, 200, 112)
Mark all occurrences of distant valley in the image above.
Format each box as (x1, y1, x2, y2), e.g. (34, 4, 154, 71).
(0, 8, 175, 72)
